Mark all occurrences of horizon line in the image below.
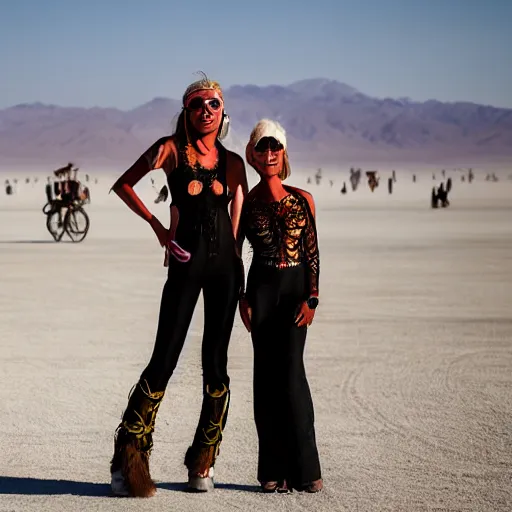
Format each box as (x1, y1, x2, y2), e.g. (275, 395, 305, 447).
(1, 77, 510, 112)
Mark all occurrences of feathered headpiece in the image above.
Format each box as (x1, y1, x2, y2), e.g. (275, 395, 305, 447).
(183, 72, 224, 104)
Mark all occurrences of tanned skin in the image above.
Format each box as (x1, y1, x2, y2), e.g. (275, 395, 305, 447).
(111, 90, 248, 480)
(111, 89, 248, 265)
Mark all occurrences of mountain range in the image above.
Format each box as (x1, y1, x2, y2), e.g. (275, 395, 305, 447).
(1, 78, 511, 169)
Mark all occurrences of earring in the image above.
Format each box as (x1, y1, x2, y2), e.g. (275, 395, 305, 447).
(218, 113, 230, 140)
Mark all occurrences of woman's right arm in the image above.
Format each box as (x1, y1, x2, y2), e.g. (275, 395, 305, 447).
(111, 137, 174, 245)
(238, 201, 252, 332)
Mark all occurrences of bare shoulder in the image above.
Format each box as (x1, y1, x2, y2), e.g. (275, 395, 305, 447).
(225, 149, 248, 194)
(287, 185, 316, 214)
(154, 136, 178, 174)
(112, 135, 175, 190)
(151, 135, 173, 153)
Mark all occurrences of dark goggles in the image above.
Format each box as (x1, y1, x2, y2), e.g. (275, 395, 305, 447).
(254, 137, 284, 153)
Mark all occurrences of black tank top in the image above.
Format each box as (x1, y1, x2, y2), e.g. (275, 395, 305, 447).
(167, 140, 231, 256)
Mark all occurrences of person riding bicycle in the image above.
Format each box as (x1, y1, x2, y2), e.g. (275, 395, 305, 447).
(51, 163, 76, 225)
(67, 167, 81, 203)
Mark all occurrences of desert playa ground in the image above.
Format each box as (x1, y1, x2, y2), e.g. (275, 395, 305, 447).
(0, 166, 511, 512)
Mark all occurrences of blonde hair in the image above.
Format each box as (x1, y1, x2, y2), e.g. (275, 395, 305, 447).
(182, 72, 224, 104)
(246, 119, 291, 181)
(178, 72, 227, 166)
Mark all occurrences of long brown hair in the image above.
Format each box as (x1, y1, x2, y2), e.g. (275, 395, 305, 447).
(172, 109, 187, 144)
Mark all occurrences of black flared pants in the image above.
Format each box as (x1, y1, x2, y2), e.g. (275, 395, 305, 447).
(247, 263, 321, 486)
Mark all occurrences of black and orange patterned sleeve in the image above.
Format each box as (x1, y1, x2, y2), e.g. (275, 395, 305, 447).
(302, 198, 320, 297)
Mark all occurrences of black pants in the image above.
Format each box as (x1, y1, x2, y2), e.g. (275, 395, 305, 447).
(141, 235, 239, 392)
(118, 220, 240, 470)
(247, 263, 321, 486)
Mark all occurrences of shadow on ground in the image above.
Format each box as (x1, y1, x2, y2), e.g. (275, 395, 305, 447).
(0, 477, 111, 497)
(0, 476, 260, 496)
(0, 240, 64, 244)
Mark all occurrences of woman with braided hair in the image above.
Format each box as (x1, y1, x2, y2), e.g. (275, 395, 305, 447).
(239, 119, 323, 494)
(109, 75, 248, 497)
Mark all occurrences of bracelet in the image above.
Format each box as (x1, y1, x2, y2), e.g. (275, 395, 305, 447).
(306, 296, 319, 309)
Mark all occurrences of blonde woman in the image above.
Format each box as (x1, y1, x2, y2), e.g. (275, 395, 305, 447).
(239, 119, 323, 493)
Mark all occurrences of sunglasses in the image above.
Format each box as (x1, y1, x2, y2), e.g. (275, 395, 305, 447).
(254, 137, 284, 153)
(186, 97, 223, 112)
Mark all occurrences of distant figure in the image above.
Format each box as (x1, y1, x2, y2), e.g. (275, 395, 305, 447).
(329, 180, 334, 188)
(45, 177, 54, 203)
(442, 169, 446, 177)
(150, 177, 169, 204)
(25, 177, 30, 184)
(154, 185, 169, 204)
(53, 162, 74, 201)
(53, 178, 62, 198)
(366, 171, 379, 192)
(437, 183, 446, 205)
(446, 177, 452, 194)
(314, 168, 322, 186)
(437, 183, 450, 207)
(388, 177, 393, 194)
(461, 175, 466, 182)
(85, 174, 90, 183)
(432, 173, 436, 180)
(68, 168, 81, 202)
(34, 177, 39, 184)
(81, 186, 91, 204)
(468, 168, 474, 183)
(349, 168, 361, 191)
(431, 182, 450, 209)
(340, 182, 347, 194)
(392, 170, 396, 182)
(54, 162, 74, 177)
(412, 174, 416, 183)
(307, 177, 312, 184)
(5, 180, 13, 196)
(431, 187, 439, 208)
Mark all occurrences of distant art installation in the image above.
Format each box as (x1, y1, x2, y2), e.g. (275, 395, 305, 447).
(366, 171, 379, 192)
(349, 168, 361, 191)
(431, 181, 450, 209)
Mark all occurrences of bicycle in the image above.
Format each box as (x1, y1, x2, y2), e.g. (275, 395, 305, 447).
(43, 200, 90, 242)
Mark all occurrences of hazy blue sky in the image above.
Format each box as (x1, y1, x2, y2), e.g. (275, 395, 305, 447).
(1, 0, 511, 109)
